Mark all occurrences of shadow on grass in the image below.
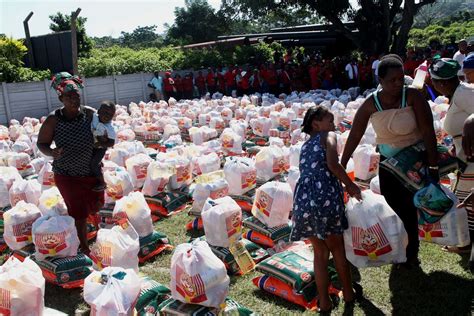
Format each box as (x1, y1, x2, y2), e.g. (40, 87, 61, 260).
(389, 266, 474, 316)
(252, 288, 306, 312)
(44, 284, 85, 315)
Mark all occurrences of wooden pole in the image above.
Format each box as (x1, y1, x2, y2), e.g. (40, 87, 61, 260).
(23, 12, 35, 68)
(71, 8, 81, 75)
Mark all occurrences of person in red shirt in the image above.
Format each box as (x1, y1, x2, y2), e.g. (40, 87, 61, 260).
(240, 70, 251, 96)
(182, 73, 194, 100)
(279, 65, 291, 95)
(163, 72, 176, 101)
(308, 60, 322, 90)
(250, 69, 262, 94)
(358, 58, 372, 91)
(265, 63, 279, 96)
(206, 67, 216, 95)
(224, 65, 236, 95)
(216, 66, 226, 93)
(196, 71, 206, 97)
(173, 74, 183, 100)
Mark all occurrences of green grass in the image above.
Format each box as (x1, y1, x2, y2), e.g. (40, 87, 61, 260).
(13, 209, 474, 315)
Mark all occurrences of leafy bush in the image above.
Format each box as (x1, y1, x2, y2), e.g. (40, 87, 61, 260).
(408, 21, 474, 48)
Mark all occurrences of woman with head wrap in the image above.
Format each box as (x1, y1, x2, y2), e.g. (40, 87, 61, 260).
(429, 58, 474, 255)
(37, 72, 104, 256)
(341, 54, 439, 269)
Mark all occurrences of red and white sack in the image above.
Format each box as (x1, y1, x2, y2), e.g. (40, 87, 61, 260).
(344, 190, 408, 268)
(171, 240, 229, 308)
(223, 157, 257, 195)
(12, 140, 33, 156)
(192, 172, 229, 213)
(32, 214, 80, 261)
(192, 152, 220, 176)
(229, 119, 248, 139)
(418, 187, 470, 247)
(116, 129, 135, 142)
(113, 192, 154, 238)
(289, 142, 303, 168)
(108, 147, 131, 167)
(252, 117, 272, 137)
(3, 201, 41, 250)
(202, 199, 242, 247)
(163, 124, 180, 142)
(0, 257, 45, 316)
(220, 128, 243, 155)
(252, 181, 293, 228)
(255, 146, 290, 181)
(90, 223, 140, 271)
(38, 186, 68, 216)
(30, 157, 45, 174)
(125, 153, 153, 189)
(0, 166, 22, 208)
(287, 167, 300, 193)
(38, 160, 55, 190)
(167, 157, 193, 190)
(84, 267, 141, 316)
(353, 145, 380, 181)
(9, 179, 41, 207)
(142, 161, 174, 196)
(104, 166, 134, 204)
(7, 152, 34, 177)
(209, 117, 225, 130)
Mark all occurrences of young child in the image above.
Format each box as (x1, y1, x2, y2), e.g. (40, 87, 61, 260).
(290, 106, 362, 312)
(90, 100, 116, 191)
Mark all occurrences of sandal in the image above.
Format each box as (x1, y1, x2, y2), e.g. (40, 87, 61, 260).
(441, 245, 472, 254)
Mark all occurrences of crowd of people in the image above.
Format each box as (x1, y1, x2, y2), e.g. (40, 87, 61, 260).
(148, 38, 474, 102)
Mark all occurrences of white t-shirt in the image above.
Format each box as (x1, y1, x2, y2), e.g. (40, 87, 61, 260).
(453, 51, 465, 76)
(345, 63, 358, 80)
(91, 113, 116, 141)
(372, 59, 380, 77)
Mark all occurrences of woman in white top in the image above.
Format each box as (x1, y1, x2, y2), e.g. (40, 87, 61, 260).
(429, 58, 474, 254)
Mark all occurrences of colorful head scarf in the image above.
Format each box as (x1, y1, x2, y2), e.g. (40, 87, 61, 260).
(51, 72, 84, 96)
(428, 58, 461, 80)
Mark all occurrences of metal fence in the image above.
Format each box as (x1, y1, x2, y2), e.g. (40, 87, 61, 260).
(0, 72, 156, 125)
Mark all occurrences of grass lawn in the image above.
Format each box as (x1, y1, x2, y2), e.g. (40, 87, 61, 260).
(16, 209, 474, 316)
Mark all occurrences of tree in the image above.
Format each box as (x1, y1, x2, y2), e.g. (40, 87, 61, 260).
(165, 0, 231, 45)
(119, 25, 164, 48)
(91, 36, 121, 49)
(49, 12, 93, 57)
(222, 0, 438, 55)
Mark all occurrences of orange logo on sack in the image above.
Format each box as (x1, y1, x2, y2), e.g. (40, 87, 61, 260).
(35, 231, 67, 255)
(134, 163, 148, 180)
(351, 224, 392, 260)
(255, 191, 273, 217)
(10, 192, 27, 207)
(107, 184, 124, 200)
(175, 265, 207, 304)
(15, 158, 31, 171)
(176, 165, 191, 183)
(209, 187, 229, 199)
(91, 245, 112, 268)
(272, 157, 289, 173)
(12, 218, 37, 242)
(43, 171, 55, 186)
(225, 211, 242, 237)
(419, 222, 443, 241)
(222, 135, 234, 149)
(241, 170, 256, 189)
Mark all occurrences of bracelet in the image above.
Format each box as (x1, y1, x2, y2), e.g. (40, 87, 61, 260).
(428, 166, 439, 170)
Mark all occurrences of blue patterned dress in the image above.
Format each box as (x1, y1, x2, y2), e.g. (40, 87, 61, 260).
(290, 133, 347, 241)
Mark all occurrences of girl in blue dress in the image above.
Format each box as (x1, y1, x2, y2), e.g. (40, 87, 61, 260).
(290, 105, 362, 312)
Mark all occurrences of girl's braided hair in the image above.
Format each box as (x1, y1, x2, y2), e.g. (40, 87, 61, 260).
(301, 105, 330, 134)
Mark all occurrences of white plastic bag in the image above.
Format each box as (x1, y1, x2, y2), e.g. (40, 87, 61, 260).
(125, 153, 153, 189)
(142, 161, 174, 197)
(0, 166, 21, 208)
(289, 142, 303, 168)
(287, 167, 300, 193)
(223, 157, 257, 195)
(353, 145, 380, 181)
(38, 186, 68, 216)
(167, 157, 193, 190)
(370, 176, 380, 194)
(252, 181, 293, 228)
(3, 201, 42, 250)
(7, 152, 34, 177)
(255, 146, 290, 181)
(220, 128, 243, 154)
(90, 223, 140, 271)
(113, 192, 154, 238)
(344, 190, 408, 267)
(171, 240, 229, 308)
(0, 257, 45, 316)
(37, 160, 55, 190)
(202, 199, 242, 247)
(192, 171, 229, 213)
(32, 214, 80, 261)
(9, 179, 42, 207)
(192, 153, 220, 176)
(104, 166, 134, 204)
(84, 267, 141, 316)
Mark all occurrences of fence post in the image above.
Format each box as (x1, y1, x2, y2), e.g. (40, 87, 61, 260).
(44, 79, 53, 113)
(140, 72, 147, 101)
(2, 83, 12, 122)
(112, 75, 119, 104)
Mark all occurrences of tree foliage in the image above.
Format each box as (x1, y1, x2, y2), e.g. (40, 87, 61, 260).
(408, 20, 474, 48)
(119, 25, 164, 48)
(49, 12, 93, 57)
(221, 0, 438, 55)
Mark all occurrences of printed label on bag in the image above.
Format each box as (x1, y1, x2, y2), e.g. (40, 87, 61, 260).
(176, 165, 191, 183)
(254, 123, 263, 135)
(42, 171, 55, 186)
(12, 219, 37, 242)
(0, 288, 11, 315)
(134, 163, 148, 180)
(255, 190, 273, 217)
(15, 158, 32, 172)
(222, 135, 234, 149)
(193, 163, 202, 176)
(209, 186, 229, 199)
(272, 157, 290, 173)
(35, 231, 67, 255)
(225, 211, 242, 237)
(91, 244, 112, 268)
(10, 192, 27, 207)
(175, 265, 208, 304)
(107, 184, 124, 200)
(419, 222, 444, 241)
(241, 170, 257, 190)
(113, 212, 129, 229)
(156, 178, 168, 192)
(351, 224, 392, 259)
(279, 118, 290, 129)
(368, 154, 380, 174)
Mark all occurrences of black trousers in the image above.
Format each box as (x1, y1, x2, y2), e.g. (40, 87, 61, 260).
(378, 163, 419, 262)
(90, 148, 107, 178)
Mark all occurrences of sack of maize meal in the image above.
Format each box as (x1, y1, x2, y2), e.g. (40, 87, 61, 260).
(242, 216, 292, 248)
(113, 191, 154, 238)
(138, 230, 173, 263)
(344, 190, 408, 267)
(84, 267, 141, 316)
(145, 190, 190, 219)
(170, 240, 229, 308)
(251, 181, 293, 228)
(255, 146, 290, 181)
(9, 178, 41, 207)
(90, 222, 140, 271)
(223, 157, 257, 196)
(3, 201, 41, 250)
(32, 214, 80, 261)
(135, 277, 172, 316)
(0, 257, 45, 315)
